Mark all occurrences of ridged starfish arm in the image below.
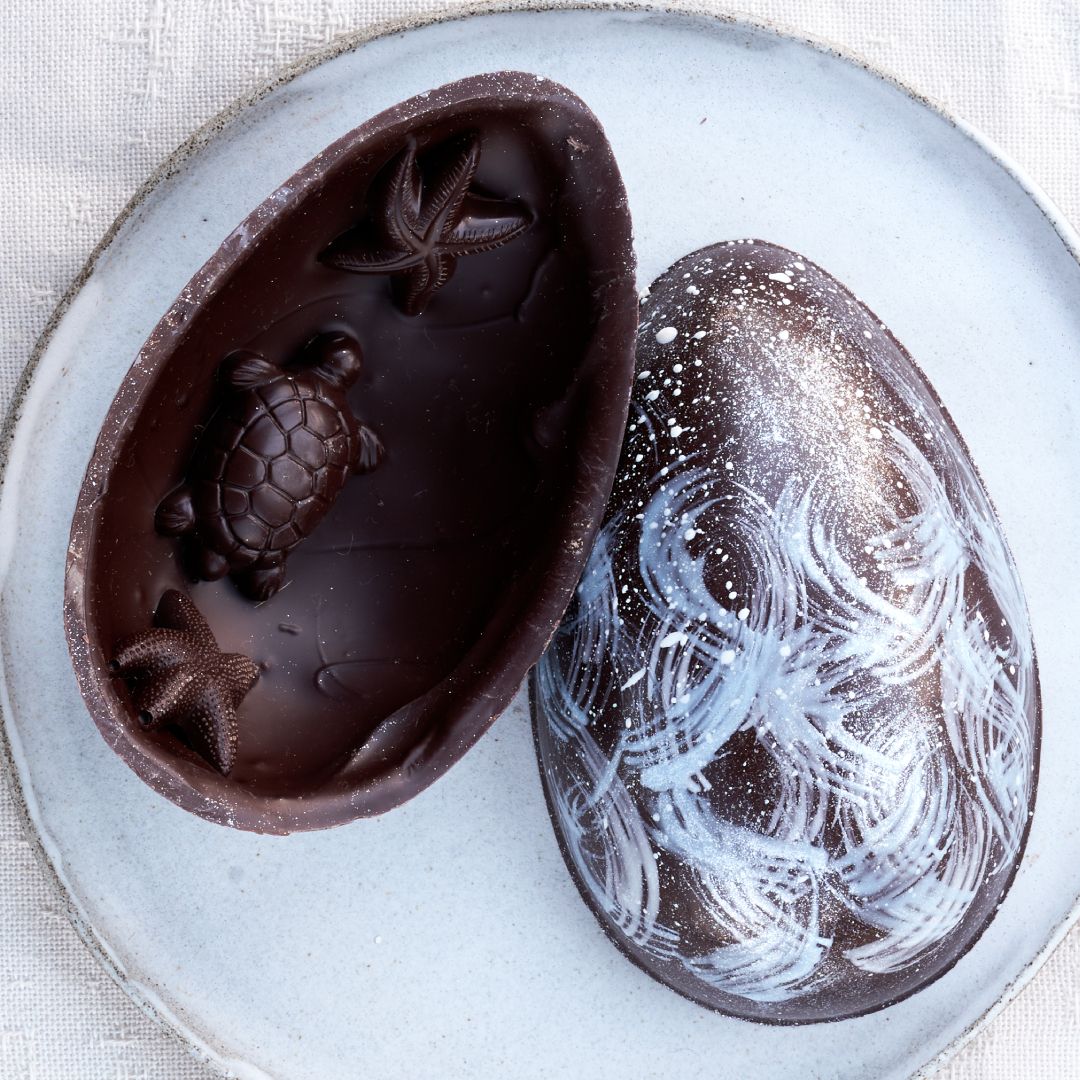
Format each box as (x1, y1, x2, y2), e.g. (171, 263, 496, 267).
(111, 590, 259, 775)
(321, 132, 531, 315)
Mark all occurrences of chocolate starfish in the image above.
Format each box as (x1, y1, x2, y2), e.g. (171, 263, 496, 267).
(111, 590, 259, 775)
(321, 133, 530, 316)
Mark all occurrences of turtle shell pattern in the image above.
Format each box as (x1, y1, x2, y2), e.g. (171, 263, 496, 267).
(192, 371, 359, 567)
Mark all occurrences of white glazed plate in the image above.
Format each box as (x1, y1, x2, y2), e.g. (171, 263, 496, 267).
(3, 7, 1080, 1079)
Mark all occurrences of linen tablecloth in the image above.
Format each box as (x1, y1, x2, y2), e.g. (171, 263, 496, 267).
(2, 1, 1078, 1076)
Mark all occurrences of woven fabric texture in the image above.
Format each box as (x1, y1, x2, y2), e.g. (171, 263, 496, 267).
(1, 1, 1078, 1077)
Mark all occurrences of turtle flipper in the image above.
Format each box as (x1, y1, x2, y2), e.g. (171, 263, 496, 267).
(156, 486, 196, 536)
(237, 553, 286, 602)
(309, 333, 364, 389)
(354, 425, 384, 473)
(197, 547, 230, 581)
(220, 350, 279, 391)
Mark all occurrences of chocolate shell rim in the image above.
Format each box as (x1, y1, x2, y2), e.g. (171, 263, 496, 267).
(529, 239, 1042, 1026)
(63, 71, 639, 834)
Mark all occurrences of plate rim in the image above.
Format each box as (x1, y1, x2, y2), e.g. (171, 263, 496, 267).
(2, 3, 1078, 1078)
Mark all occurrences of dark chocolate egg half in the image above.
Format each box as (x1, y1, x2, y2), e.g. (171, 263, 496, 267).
(531, 240, 1039, 1023)
(65, 73, 637, 833)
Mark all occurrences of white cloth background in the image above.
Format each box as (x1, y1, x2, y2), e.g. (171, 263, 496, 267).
(2, 1, 1078, 1076)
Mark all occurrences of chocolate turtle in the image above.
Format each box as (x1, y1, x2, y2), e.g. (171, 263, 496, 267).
(156, 332, 383, 601)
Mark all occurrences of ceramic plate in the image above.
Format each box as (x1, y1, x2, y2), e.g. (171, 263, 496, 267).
(3, 6, 1080, 1079)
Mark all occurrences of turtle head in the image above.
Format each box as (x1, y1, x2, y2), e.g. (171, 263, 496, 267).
(309, 332, 364, 389)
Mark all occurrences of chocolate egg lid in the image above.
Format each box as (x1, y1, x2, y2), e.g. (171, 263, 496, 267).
(63, 72, 638, 833)
(532, 239, 1040, 1023)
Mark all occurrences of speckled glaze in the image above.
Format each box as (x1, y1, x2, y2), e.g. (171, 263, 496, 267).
(532, 240, 1039, 1023)
(2, 7, 1080, 1080)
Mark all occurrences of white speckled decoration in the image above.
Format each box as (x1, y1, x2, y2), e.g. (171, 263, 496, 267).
(534, 240, 1040, 1020)
(3, 3, 1080, 1079)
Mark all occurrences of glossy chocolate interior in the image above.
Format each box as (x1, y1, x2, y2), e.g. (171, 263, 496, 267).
(65, 74, 637, 832)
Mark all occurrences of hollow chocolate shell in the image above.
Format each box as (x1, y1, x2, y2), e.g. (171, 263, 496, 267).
(65, 73, 638, 833)
(531, 240, 1039, 1022)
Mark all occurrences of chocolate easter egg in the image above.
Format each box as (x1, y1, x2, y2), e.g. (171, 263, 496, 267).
(531, 240, 1039, 1022)
(65, 73, 637, 833)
